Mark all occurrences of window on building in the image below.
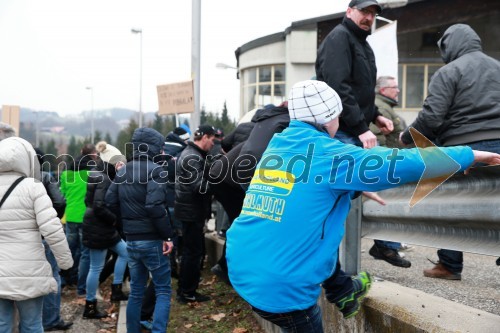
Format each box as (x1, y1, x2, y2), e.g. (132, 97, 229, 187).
(397, 63, 442, 111)
(242, 65, 286, 112)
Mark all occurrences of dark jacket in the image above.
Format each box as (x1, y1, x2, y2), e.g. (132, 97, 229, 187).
(221, 122, 255, 152)
(237, 106, 290, 186)
(316, 17, 379, 136)
(41, 171, 66, 219)
(401, 24, 500, 146)
(370, 94, 406, 148)
(175, 142, 211, 222)
(208, 139, 223, 163)
(163, 132, 187, 207)
(106, 127, 172, 241)
(83, 162, 121, 249)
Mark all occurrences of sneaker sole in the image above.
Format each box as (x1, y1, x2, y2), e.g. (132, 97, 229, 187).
(423, 272, 461, 280)
(339, 272, 373, 319)
(370, 252, 411, 268)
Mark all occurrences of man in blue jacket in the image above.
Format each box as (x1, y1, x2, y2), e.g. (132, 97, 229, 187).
(226, 80, 500, 332)
(106, 127, 174, 333)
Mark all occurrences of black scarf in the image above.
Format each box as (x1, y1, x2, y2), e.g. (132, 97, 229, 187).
(343, 17, 371, 40)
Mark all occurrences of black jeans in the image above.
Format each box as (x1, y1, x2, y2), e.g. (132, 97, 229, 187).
(322, 259, 353, 304)
(178, 219, 205, 295)
(210, 182, 246, 273)
(253, 304, 323, 333)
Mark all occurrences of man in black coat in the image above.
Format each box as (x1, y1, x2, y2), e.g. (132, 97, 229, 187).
(315, 0, 392, 149)
(175, 125, 215, 303)
(314, 0, 396, 316)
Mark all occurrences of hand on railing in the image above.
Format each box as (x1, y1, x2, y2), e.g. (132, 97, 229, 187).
(472, 150, 500, 165)
(362, 191, 386, 206)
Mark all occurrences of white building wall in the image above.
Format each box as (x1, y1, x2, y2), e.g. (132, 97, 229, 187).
(286, 29, 317, 89)
(238, 42, 286, 70)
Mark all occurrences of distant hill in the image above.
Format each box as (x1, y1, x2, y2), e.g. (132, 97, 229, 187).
(19, 107, 157, 141)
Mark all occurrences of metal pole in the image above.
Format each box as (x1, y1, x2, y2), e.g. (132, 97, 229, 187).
(35, 111, 39, 147)
(191, 0, 201, 132)
(339, 197, 362, 276)
(131, 28, 143, 128)
(139, 31, 143, 128)
(86, 87, 94, 143)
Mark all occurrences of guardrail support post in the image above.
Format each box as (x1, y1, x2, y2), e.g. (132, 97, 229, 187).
(339, 197, 362, 276)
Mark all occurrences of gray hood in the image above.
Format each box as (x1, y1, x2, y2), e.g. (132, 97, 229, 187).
(438, 24, 482, 64)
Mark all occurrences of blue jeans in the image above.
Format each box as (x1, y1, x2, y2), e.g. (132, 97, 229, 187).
(374, 240, 401, 250)
(253, 304, 323, 333)
(86, 240, 128, 301)
(0, 296, 44, 333)
(42, 241, 63, 329)
(438, 139, 500, 273)
(126, 240, 172, 333)
(65, 222, 90, 295)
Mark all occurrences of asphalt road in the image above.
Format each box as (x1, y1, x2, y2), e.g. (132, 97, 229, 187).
(360, 238, 500, 316)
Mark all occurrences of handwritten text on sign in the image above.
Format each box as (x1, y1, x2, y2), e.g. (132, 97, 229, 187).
(157, 80, 194, 115)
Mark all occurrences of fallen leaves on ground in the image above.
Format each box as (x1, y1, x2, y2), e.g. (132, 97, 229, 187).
(233, 328, 249, 333)
(209, 313, 226, 321)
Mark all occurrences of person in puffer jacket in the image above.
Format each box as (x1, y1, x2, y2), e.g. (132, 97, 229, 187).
(34, 147, 74, 332)
(106, 127, 173, 333)
(0, 137, 73, 333)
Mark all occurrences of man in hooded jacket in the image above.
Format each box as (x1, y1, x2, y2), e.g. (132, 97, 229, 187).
(106, 127, 174, 333)
(401, 24, 500, 280)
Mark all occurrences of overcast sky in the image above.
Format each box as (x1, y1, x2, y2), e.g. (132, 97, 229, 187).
(0, 0, 351, 121)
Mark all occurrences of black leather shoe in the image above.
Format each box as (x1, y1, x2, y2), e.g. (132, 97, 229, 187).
(369, 244, 411, 268)
(211, 264, 231, 285)
(44, 320, 74, 331)
(176, 291, 211, 304)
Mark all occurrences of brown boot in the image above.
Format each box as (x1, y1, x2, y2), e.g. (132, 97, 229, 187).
(423, 263, 461, 280)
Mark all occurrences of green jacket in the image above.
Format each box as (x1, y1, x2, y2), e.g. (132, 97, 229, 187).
(370, 94, 406, 148)
(60, 155, 94, 223)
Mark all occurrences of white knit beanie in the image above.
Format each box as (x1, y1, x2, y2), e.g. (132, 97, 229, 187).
(288, 80, 343, 125)
(96, 141, 126, 166)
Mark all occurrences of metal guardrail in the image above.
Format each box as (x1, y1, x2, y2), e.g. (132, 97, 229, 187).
(340, 165, 500, 274)
(361, 165, 500, 257)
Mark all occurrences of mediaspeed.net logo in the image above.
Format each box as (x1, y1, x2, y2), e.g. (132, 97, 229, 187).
(36, 128, 464, 207)
(406, 127, 461, 207)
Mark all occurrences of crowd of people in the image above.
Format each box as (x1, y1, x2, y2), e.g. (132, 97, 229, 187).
(1, 1, 500, 332)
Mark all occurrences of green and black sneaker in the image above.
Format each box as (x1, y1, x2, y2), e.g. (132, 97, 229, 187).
(335, 271, 372, 319)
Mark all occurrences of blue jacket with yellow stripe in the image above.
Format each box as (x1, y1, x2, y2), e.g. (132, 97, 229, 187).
(226, 120, 474, 313)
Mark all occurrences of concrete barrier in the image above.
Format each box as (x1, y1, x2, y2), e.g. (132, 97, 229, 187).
(205, 233, 500, 333)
